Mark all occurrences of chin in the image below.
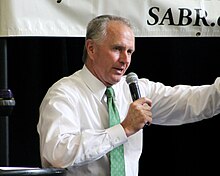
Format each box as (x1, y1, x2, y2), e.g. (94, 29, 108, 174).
(113, 75, 122, 83)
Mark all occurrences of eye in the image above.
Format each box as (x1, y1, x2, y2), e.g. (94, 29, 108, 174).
(113, 46, 122, 52)
(127, 49, 133, 55)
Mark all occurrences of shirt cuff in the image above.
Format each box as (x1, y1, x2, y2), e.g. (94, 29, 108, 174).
(106, 124, 128, 148)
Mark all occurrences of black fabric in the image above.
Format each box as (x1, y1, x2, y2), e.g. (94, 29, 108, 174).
(4, 37, 220, 175)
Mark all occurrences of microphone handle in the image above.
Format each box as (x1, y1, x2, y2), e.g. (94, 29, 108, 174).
(129, 82, 141, 101)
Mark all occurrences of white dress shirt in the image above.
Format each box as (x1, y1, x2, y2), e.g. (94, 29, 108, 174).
(37, 65, 220, 176)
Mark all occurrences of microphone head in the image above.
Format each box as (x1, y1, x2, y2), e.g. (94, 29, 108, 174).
(126, 72, 138, 84)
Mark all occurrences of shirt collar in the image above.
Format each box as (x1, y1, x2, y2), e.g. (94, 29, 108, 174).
(80, 65, 107, 101)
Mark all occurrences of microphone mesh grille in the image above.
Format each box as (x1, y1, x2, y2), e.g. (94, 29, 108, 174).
(126, 72, 138, 84)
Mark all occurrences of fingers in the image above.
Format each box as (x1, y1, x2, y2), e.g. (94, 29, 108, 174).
(143, 103, 152, 126)
(134, 97, 152, 127)
(122, 97, 153, 136)
(136, 97, 152, 107)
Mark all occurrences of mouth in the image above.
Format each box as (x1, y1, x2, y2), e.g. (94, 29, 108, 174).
(114, 67, 125, 75)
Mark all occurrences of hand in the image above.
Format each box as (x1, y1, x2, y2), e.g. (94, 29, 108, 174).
(121, 97, 152, 137)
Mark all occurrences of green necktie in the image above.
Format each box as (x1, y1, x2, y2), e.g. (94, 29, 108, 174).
(105, 87, 125, 176)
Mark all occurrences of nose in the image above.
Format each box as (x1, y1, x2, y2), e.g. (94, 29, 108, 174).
(119, 51, 130, 64)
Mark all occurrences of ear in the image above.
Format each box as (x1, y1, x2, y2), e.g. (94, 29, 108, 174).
(86, 39, 96, 59)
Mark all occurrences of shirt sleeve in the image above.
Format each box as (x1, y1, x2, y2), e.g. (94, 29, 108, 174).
(37, 88, 128, 168)
(142, 77, 220, 125)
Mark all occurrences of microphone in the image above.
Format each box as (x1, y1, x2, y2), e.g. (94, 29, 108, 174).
(126, 72, 141, 101)
(126, 72, 150, 127)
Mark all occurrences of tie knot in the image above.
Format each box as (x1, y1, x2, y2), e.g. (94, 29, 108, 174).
(105, 87, 115, 98)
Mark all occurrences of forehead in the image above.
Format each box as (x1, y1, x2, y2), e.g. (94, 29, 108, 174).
(105, 21, 135, 48)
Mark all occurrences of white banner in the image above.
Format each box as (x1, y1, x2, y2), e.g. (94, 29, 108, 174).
(1, 0, 220, 37)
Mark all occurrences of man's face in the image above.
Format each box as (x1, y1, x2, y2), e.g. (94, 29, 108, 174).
(87, 21, 135, 86)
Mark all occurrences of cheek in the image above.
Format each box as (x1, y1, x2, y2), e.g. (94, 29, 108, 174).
(108, 52, 120, 63)
(95, 49, 117, 67)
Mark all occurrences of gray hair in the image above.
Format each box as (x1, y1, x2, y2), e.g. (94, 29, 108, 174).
(82, 15, 134, 63)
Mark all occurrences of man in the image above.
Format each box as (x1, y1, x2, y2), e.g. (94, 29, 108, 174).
(37, 15, 220, 176)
